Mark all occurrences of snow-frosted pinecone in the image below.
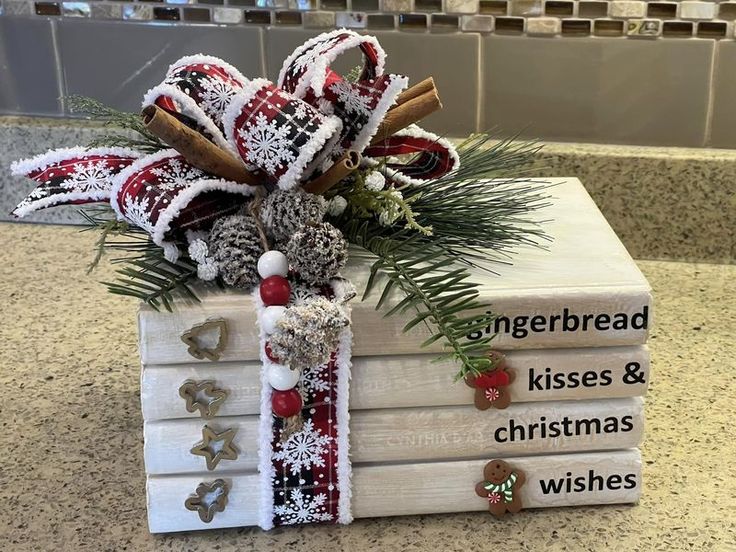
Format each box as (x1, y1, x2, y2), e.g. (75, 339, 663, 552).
(286, 222, 347, 284)
(269, 297, 349, 370)
(208, 214, 264, 289)
(260, 189, 328, 242)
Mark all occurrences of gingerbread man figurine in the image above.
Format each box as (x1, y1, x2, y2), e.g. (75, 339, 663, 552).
(465, 351, 514, 410)
(475, 459, 526, 517)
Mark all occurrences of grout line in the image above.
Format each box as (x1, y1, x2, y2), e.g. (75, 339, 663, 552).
(49, 19, 67, 114)
(258, 26, 268, 79)
(702, 40, 719, 147)
(475, 33, 483, 133)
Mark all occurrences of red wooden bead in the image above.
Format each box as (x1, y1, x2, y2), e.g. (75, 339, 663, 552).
(271, 388, 303, 418)
(265, 341, 280, 363)
(260, 275, 291, 306)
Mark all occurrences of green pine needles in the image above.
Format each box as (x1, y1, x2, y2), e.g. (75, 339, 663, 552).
(336, 135, 550, 380)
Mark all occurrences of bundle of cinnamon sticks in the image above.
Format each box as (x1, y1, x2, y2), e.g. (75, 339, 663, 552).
(141, 77, 442, 194)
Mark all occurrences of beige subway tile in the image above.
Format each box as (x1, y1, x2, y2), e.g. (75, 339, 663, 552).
(526, 15, 560, 34)
(445, 0, 479, 14)
(709, 42, 736, 147)
(510, 0, 542, 16)
(679, 2, 716, 20)
(461, 13, 494, 30)
(608, 1, 646, 18)
(302, 10, 336, 26)
(381, 0, 412, 12)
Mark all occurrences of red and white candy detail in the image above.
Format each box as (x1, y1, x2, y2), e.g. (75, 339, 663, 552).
(257, 250, 304, 417)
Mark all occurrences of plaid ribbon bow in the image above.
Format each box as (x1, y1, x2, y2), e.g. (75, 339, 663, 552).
(12, 30, 459, 258)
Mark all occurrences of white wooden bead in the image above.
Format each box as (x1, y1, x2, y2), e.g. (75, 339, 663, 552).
(260, 305, 286, 334)
(257, 251, 289, 279)
(266, 364, 300, 390)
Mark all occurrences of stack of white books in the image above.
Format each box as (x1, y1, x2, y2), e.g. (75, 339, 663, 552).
(137, 178, 651, 533)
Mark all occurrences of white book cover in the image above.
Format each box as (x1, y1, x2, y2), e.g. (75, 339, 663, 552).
(143, 397, 644, 475)
(139, 178, 652, 364)
(146, 449, 642, 533)
(141, 345, 650, 421)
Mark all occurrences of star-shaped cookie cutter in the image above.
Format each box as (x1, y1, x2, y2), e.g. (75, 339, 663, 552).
(179, 379, 229, 419)
(190, 425, 239, 471)
(180, 318, 228, 361)
(184, 478, 229, 523)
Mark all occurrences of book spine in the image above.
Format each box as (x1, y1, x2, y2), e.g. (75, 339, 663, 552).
(143, 398, 643, 474)
(141, 345, 650, 421)
(146, 449, 641, 533)
(138, 287, 652, 365)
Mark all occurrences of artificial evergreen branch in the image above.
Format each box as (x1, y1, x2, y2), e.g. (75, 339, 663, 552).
(67, 95, 166, 153)
(80, 206, 202, 311)
(103, 254, 200, 312)
(335, 133, 550, 380)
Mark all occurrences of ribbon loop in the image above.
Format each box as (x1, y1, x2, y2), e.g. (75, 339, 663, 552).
(278, 30, 407, 154)
(222, 80, 343, 190)
(363, 125, 460, 185)
(11, 147, 140, 217)
(110, 149, 256, 249)
(142, 55, 249, 154)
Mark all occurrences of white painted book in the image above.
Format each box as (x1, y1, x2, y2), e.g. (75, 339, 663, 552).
(137, 178, 651, 532)
(139, 178, 653, 365)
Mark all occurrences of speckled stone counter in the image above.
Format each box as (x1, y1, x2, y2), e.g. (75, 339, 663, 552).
(0, 223, 734, 551)
(2, 116, 735, 263)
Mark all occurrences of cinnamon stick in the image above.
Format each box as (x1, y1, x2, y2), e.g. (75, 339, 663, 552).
(303, 150, 361, 195)
(141, 105, 261, 187)
(370, 87, 443, 146)
(394, 77, 435, 108)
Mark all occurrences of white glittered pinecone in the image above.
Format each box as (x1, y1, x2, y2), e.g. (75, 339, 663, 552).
(286, 222, 347, 284)
(260, 189, 328, 242)
(269, 297, 349, 370)
(208, 213, 264, 289)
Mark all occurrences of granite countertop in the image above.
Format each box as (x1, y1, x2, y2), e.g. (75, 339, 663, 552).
(1, 222, 734, 551)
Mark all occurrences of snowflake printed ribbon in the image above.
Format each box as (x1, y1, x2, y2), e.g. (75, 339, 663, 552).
(10, 147, 141, 217)
(13, 30, 458, 245)
(256, 280, 352, 529)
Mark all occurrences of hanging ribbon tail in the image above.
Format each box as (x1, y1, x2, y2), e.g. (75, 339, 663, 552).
(141, 54, 249, 156)
(222, 80, 343, 190)
(363, 125, 461, 185)
(11, 147, 141, 217)
(277, 29, 407, 155)
(109, 149, 257, 255)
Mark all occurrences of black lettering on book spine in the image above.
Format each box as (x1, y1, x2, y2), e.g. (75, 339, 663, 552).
(539, 470, 639, 495)
(528, 367, 614, 392)
(466, 306, 649, 341)
(493, 415, 634, 443)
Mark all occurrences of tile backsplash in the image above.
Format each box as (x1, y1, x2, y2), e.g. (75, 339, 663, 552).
(3, 5, 736, 147)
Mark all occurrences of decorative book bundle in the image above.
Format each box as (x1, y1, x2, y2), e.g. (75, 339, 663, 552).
(10, 30, 651, 532)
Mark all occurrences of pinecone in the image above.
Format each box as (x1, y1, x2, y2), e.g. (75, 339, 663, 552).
(208, 214, 264, 289)
(286, 222, 347, 284)
(269, 297, 349, 370)
(260, 189, 327, 242)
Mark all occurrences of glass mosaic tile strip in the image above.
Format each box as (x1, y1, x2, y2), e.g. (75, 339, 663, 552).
(3, 0, 736, 41)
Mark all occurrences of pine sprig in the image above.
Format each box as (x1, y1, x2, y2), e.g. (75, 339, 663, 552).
(336, 133, 550, 380)
(67, 95, 166, 153)
(103, 254, 201, 312)
(79, 205, 203, 311)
